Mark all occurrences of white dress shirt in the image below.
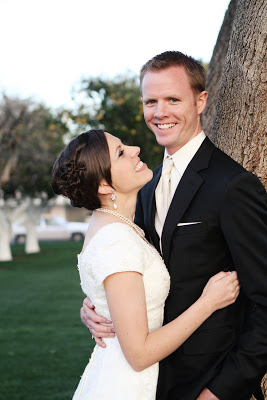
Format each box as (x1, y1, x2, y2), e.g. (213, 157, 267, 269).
(155, 130, 206, 242)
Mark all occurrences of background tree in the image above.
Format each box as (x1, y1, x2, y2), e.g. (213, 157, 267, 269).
(201, 0, 238, 134)
(202, 0, 267, 397)
(0, 96, 67, 260)
(202, 0, 267, 189)
(69, 74, 164, 169)
(0, 96, 30, 188)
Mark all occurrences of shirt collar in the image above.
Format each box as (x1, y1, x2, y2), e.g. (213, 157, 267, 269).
(163, 131, 206, 176)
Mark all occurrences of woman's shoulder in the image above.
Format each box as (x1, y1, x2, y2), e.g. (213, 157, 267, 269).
(79, 223, 146, 285)
(80, 222, 143, 257)
(95, 222, 140, 242)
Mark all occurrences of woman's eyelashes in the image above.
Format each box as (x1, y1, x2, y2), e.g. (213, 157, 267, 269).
(119, 149, 124, 157)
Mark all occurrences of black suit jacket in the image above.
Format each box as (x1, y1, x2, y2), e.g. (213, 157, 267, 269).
(135, 138, 267, 400)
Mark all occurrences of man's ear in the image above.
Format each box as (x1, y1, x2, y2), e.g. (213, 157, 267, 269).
(197, 90, 208, 115)
(98, 180, 112, 195)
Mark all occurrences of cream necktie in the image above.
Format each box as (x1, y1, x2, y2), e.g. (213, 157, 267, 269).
(156, 157, 174, 230)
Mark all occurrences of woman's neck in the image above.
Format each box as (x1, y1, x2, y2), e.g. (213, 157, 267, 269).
(100, 195, 137, 222)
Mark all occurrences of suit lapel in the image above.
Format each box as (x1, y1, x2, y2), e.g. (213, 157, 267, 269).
(144, 166, 162, 252)
(161, 137, 215, 265)
(161, 167, 203, 264)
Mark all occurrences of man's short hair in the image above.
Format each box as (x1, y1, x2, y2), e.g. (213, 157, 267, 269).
(140, 51, 206, 94)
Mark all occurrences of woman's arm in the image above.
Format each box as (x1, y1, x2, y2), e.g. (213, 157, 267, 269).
(105, 271, 239, 372)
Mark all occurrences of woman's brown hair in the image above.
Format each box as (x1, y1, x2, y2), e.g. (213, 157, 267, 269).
(51, 129, 112, 210)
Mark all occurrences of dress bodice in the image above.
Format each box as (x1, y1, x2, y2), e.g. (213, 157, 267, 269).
(77, 223, 170, 332)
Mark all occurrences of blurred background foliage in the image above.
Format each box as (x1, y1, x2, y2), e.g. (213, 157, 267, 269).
(0, 96, 67, 200)
(1, 72, 166, 199)
(67, 74, 164, 169)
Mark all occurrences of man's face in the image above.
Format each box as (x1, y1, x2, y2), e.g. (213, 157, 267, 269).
(141, 66, 207, 155)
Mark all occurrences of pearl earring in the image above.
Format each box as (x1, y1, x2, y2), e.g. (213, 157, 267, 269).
(110, 189, 117, 209)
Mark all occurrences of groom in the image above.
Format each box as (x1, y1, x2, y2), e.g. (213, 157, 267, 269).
(81, 51, 267, 399)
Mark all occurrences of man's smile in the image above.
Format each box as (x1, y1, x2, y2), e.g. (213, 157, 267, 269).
(156, 123, 176, 130)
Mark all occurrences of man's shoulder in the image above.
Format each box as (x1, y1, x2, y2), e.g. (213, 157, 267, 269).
(203, 138, 249, 176)
(212, 146, 245, 170)
(204, 142, 265, 194)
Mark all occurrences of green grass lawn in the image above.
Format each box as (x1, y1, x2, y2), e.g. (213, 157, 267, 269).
(0, 242, 95, 400)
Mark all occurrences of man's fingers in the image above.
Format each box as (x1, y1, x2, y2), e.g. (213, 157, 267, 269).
(90, 323, 115, 337)
(88, 327, 107, 348)
(81, 297, 115, 342)
(82, 302, 112, 324)
(82, 305, 112, 324)
(80, 307, 89, 328)
(83, 297, 94, 309)
(91, 313, 112, 324)
(94, 336, 107, 348)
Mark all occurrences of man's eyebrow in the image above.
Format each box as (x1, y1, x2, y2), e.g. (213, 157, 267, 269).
(143, 97, 156, 102)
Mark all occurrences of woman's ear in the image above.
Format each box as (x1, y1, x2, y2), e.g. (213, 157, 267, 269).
(98, 180, 112, 195)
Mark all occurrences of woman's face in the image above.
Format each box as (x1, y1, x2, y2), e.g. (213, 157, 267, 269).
(105, 132, 153, 195)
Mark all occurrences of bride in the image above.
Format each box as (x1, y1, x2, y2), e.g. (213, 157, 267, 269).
(51, 129, 239, 400)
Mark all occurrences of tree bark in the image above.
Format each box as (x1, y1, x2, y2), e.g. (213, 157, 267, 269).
(202, 0, 238, 135)
(209, 0, 267, 188)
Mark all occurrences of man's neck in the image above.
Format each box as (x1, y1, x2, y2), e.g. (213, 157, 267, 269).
(165, 130, 205, 158)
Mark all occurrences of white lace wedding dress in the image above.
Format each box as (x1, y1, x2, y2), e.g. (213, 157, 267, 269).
(72, 223, 170, 400)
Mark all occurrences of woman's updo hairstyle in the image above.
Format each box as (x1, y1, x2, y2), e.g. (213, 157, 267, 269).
(51, 129, 112, 210)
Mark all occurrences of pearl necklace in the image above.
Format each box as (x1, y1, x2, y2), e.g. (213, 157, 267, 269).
(95, 208, 145, 239)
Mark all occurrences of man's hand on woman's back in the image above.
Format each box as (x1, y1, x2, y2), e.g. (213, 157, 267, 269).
(80, 297, 115, 348)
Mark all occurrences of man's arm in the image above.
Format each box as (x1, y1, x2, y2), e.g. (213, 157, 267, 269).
(208, 172, 267, 399)
(81, 297, 115, 348)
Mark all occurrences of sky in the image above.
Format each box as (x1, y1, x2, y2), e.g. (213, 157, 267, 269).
(1, 0, 230, 109)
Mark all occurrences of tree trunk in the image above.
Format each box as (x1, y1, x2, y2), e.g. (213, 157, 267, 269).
(0, 210, 12, 261)
(209, 0, 267, 188)
(201, 0, 238, 135)
(0, 233, 12, 261)
(24, 199, 42, 254)
(25, 221, 40, 254)
(0, 197, 32, 261)
(0, 152, 18, 188)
